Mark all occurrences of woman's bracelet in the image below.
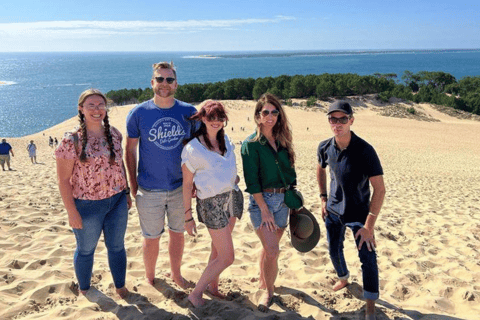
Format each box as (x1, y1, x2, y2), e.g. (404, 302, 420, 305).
(369, 212, 378, 217)
(185, 217, 194, 223)
(185, 208, 192, 215)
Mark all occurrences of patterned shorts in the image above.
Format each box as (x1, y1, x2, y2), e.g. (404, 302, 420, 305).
(196, 189, 244, 230)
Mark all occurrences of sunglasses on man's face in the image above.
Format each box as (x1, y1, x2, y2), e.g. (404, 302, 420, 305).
(328, 116, 350, 124)
(155, 76, 176, 84)
(260, 109, 280, 117)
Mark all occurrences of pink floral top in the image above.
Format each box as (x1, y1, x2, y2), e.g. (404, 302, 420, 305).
(55, 127, 127, 200)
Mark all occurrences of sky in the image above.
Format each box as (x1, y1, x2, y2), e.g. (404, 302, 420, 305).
(0, 0, 479, 52)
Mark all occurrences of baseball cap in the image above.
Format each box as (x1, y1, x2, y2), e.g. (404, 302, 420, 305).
(327, 101, 353, 115)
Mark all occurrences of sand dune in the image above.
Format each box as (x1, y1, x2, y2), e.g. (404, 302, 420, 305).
(1, 98, 479, 319)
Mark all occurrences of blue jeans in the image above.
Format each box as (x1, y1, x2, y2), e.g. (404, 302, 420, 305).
(73, 191, 128, 291)
(325, 212, 379, 300)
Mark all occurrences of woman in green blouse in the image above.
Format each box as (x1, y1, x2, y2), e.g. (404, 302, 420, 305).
(241, 93, 296, 311)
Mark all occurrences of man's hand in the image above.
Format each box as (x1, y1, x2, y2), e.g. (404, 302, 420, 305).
(355, 227, 376, 252)
(184, 219, 197, 236)
(321, 199, 328, 221)
(130, 180, 138, 198)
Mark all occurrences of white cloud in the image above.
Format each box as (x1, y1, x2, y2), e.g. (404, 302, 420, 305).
(0, 16, 296, 37)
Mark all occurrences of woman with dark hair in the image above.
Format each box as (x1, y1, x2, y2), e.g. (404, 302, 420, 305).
(181, 100, 242, 307)
(55, 89, 131, 298)
(241, 93, 296, 311)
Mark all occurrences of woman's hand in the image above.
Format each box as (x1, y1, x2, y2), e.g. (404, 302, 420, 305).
(126, 194, 132, 209)
(191, 183, 197, 198)
(68, 211, 83, 229)
(260, 205, 277, 232)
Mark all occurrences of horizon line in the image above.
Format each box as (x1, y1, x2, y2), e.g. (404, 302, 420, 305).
(1, 48, 479, 53)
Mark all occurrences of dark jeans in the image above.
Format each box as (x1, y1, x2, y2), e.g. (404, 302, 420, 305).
(73, 191, 128, 291)
(325, 212, 379, 300)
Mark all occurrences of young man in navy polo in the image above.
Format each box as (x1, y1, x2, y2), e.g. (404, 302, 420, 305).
(316, 101, 386, 320)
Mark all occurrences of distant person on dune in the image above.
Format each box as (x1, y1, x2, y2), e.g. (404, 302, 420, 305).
(125, 61, 198, 289)
(316, 101, 386, 320)
(56, 89, 132, 299)
(26, 140, 37, 164)
(0, 138, 14, 171)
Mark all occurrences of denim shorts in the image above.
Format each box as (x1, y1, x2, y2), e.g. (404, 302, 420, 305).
(248, 192, 289, 230)
(135, 186, 184, 238)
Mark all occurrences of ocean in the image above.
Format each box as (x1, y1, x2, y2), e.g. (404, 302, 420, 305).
(1, 49, 480, 137)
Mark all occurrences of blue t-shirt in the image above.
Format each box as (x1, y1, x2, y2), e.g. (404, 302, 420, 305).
(0, 142, 12, 155)
(126, 99, 198, 191)
(317, 131, 383, 224)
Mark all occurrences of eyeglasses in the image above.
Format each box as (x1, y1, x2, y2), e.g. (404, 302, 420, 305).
(205, 115, 226, 122)
(260, 109, 280, 117)
(328, 116, 350, 124)
(83, 104, 107, 111)
(155, 76, 176, 84)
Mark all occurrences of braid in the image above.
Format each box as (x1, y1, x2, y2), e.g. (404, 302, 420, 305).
(78, 111, 88, 162)
(103, 113, 116, 165)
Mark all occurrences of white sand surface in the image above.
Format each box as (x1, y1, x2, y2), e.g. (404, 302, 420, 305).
(1, 98, 479, 319)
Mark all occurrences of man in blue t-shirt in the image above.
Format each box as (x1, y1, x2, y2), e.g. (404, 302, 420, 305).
(126, 61, 197, 289)
(316, 101, 386, 320)
(0, 139, 15, 171)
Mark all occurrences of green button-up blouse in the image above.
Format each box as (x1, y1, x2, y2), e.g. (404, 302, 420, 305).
(241, 132, 296, 195)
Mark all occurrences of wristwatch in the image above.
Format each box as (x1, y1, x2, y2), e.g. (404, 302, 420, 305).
(319, 193, 328, 199)
(125, 187, 131, 195)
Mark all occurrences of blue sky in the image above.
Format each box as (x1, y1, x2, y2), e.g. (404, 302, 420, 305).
(1, 0, 479, 52)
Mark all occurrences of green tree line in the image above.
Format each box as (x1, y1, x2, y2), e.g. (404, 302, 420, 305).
(106, 71, 480, 115)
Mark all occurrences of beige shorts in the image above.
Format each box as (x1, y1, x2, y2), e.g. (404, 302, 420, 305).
(135, 186, 185, 238)
(0, 154, 10, 166)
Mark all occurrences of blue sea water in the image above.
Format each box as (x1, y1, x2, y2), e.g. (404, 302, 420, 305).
(1, 49, 480, 137)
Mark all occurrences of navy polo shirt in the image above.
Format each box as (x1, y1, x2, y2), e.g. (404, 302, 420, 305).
(317, 132, 383, 224)
(0, 142, 12, 155)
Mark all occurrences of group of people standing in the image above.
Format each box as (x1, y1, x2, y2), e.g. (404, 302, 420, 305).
(0, 137, 57, 169)
(56, 61, 385, 320)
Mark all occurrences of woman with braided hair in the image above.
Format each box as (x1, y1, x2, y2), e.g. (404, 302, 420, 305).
(56, 89, 131, 298)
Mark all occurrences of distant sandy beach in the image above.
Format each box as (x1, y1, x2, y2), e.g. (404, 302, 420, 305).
(1, 97, 479, 320)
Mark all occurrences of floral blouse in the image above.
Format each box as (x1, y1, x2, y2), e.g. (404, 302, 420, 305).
(55, 127, 127, 200)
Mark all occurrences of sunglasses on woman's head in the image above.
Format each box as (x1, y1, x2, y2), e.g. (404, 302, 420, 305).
(328, 116, 350, 124)
(155, 76, 176, 84)
(260, 109, 280, 117)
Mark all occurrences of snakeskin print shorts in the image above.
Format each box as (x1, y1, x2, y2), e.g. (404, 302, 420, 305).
(196, 189, 244, 230)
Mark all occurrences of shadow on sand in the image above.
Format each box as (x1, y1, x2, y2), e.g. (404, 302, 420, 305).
(84, 287, 189, 320)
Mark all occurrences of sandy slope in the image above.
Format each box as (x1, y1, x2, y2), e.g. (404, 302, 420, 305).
(1, 98, 479, 320)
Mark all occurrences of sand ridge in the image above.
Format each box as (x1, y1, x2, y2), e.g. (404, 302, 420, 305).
(1, 98, 479, 319)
